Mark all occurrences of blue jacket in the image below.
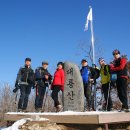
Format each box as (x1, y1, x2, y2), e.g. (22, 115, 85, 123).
(80, 66, 90, 84)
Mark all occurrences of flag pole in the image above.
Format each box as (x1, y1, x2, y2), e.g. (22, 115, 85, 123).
(90, 7, 95, 64)
(89, 7, 96, 111)
(85, 6, 96, 111)
(84, 6, 95, 64)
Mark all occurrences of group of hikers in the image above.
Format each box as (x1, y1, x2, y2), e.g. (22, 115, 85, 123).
(13, 49, 129, 112)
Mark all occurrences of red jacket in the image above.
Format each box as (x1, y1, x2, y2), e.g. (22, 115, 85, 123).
(52, 68, 65, 91)
(110, 57, 128, 79)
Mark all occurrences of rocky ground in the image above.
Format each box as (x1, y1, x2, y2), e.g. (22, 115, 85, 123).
(2, 117, 130, 130)
(0, 121, 8, 128)
(18, 120, 130, 130)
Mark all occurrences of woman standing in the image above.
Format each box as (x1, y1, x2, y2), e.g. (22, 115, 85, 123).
(98, 57, 113, 111)
(51, 62, 65, 112)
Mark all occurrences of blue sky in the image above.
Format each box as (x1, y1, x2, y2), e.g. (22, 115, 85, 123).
(0, 0, 130, 85)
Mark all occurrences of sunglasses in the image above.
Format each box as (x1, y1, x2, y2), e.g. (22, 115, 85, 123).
(99, 60, 104, 63)
(113, 53, 119, 56)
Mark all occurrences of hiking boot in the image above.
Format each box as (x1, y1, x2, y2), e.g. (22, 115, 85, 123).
(122, 108, 129, 112)
(90, 107, 95, 111)
(18, 109, 23, 112)
(35, 108, 42, 112)
(56, 105, 63, 112)
(118, 107, 129, 112)
(85, 108, 90, 111)
(107, 107, 114, 111)
(35, 108, 39, 112)
(124, 108, 129, 112)
(22, 109, 29, 112)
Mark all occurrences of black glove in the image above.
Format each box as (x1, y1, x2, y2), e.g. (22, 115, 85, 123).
(13, 87, 19, 93)
(45, 81, 49, 87)
(49, 74, 53, 80)
(49, 80, 52, 85)
(93, 79, 97, 85)
(110, 82, 116, 88)
(32, 85, 35, 89)
(13, 81, 20, 93)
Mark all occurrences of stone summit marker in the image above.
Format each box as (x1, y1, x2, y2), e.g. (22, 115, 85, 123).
(63, 62, 84, 112)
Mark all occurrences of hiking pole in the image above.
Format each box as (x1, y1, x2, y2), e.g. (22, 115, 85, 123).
(90, 79, 96, 111)
(35, 82, 39, 97)
(90, 82, 94, 111)
(100, 91, 105, 111)
(105, 82, 111, 111)
(42, 83, 49, 112)
(13, 86, 19, 105)
(94, 83, 97, 111)
(15, 91, 18, 105)
(15, 90, 19, 112)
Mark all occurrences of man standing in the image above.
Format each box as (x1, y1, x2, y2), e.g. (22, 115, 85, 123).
(35, 61, 52, 112)
(98, 57, 113, 111)
(14, 58, 34, 112)
(80, 59, 97, 111)
(110, 49, 129, 112)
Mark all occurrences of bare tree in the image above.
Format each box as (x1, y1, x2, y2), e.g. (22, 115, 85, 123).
(0, 83, 15, 119)
(76, 39, 103, 64)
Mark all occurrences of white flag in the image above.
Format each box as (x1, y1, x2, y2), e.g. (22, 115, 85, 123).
(84, 7, 93, 31)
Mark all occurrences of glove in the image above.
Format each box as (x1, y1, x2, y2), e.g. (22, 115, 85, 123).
(89, 79, 94, 82)
(13, 81, 20, 93)
(109, 64, 115, 71)
(45, 81, 49, 87)
(49, 80, 52, 85)
(93, 79, 96, 85)
(13, 87, 19, 93)
(32, 85, 35, 89)
(49, 75, 53, 80)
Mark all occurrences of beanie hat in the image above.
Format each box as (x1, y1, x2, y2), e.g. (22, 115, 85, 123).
(112, 49, 120, 55)
(81, 59, 87, 63)
(98, 57, 105, 63)
(25, 57, 31, 62)
(57, 62, 64, 67)
(42, 61, 49, 65)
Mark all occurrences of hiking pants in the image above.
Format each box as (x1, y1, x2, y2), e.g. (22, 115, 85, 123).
(18, 85, 31, 110)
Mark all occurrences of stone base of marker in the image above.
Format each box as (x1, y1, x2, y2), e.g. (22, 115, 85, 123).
(63, 62, 84, 112)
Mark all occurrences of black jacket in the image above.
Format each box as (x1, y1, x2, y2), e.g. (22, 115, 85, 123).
(15, 65, 34, 87)
(35, 67, 52, 87)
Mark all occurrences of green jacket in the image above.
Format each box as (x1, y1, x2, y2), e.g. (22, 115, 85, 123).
(100, 65, 110, 84)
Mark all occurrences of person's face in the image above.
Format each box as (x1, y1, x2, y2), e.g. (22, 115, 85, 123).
(82, 61, 88, 67)
(99, 60, 105, 66)
(113, 53, 120, 59)
(57, 64, 63, 69)
(42, 64, 48, 69)
(25, 61, 31, 66)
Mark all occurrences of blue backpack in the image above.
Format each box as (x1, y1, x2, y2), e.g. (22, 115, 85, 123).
(111, 73, 117, 82)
